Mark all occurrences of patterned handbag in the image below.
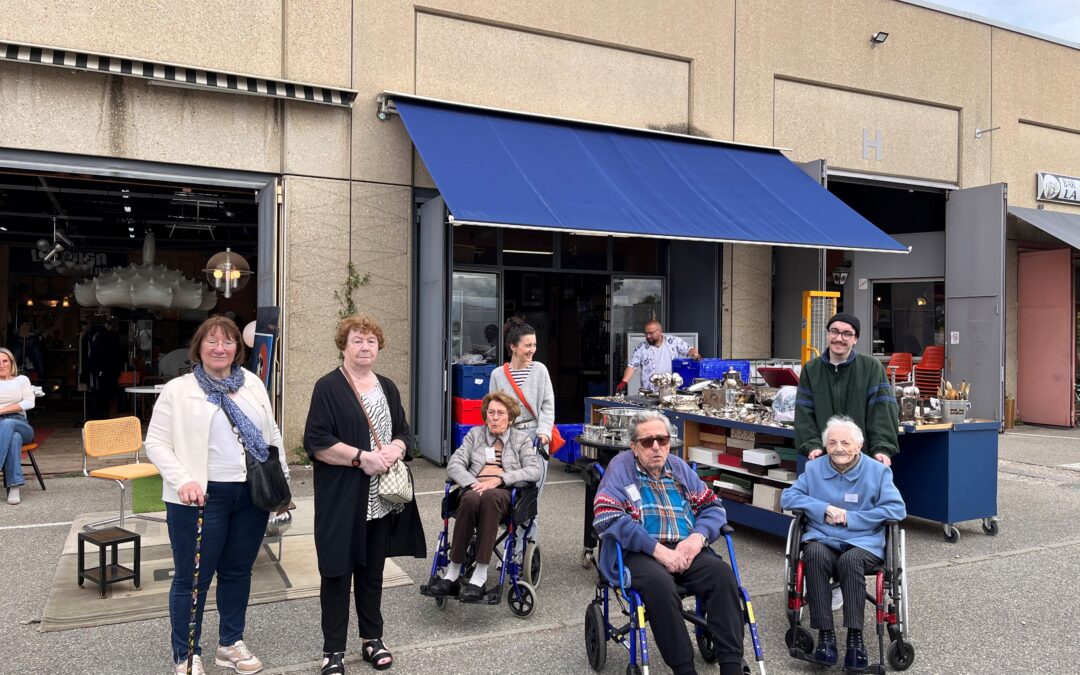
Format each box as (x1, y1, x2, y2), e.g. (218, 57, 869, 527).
(344, 368, 414, 505)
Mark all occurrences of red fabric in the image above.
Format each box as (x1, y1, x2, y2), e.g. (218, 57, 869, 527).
(502, 364, 564, 453)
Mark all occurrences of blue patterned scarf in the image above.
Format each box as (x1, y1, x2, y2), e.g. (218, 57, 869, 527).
(193, 364, 269, 462)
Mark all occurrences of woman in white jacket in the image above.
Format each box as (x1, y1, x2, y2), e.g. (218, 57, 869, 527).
(145, 316, 288, 675)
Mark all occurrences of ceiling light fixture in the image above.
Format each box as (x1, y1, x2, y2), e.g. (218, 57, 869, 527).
(203, 247, 253, 299)
(124, 205, 132, 213)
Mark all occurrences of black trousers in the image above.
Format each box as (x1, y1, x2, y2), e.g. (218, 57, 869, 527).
(624, 548, 744, 675)
(320, 515, 390, 652)
(803, 541, 882, 631)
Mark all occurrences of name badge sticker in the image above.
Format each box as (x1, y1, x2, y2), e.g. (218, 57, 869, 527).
(485, 446, 497, 463)
(626, 484, 642, 503)
(844, 493, 859, 504)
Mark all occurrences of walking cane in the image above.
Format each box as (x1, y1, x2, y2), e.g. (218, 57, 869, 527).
(186, 505, 205, 675)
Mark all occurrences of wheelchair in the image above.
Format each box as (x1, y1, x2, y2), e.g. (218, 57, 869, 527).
(783, 510, 914, 673)
(419, 478, 542, 618)
(583, 465, 766, 675)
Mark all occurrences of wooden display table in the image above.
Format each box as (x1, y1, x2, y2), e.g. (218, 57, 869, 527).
(78, 527, 141, 598)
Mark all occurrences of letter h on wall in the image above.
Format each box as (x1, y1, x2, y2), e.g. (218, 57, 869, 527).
(862, 128, 883, 161)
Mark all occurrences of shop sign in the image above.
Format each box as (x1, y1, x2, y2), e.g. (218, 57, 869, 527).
(17, 248, 119, 276)
(1036, 172, 1080, 206)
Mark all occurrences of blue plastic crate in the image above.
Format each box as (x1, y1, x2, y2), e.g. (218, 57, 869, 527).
(698, 359, 751, 383)
(451, 422, 480, 451)
(554, 423, 584, 464)
(672, 358, 700, 383)
(452, 364, 496, 399)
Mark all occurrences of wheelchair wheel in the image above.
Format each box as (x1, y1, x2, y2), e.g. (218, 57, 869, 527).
(508, 580, 537, 618)
(740, 657, 751, 675)
(584, 601, 607, 671)
(434, 595, 448, 610)
(887, 640, 916, 670)
(785, 626, 814, 653)
(523, 542, 542, 587)
(696, 630, 717, 663)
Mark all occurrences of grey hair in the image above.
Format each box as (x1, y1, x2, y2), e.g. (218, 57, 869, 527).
(629, 410, 675, 443)
(822, 415, 864, 448)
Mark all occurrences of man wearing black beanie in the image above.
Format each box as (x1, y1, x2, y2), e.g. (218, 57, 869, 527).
(794, 312, 899, 465)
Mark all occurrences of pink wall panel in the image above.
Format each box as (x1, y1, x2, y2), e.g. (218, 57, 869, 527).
(1017, 248, 1074, 426)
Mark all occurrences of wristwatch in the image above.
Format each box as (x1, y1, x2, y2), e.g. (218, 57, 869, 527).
(696, 532, 709, 547)
(351, 449, 363, 468)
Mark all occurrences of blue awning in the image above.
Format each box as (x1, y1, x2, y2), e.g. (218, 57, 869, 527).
(393, 95, 907, 253)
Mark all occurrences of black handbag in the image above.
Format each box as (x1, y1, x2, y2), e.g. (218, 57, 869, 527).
(220, 402, 292, 512)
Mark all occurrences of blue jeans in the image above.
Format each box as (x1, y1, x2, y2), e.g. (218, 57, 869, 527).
(166, 481, 269, 664)
(0, 416, 32, 488)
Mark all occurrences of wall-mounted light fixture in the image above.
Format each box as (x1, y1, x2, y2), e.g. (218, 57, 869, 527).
(870, 31, 889, 47)
(376, 95, 397, 121)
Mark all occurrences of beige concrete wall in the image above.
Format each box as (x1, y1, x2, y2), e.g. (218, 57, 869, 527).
(991, 29, 1080, 212)
(735, 0, 991, 188)
(350, 0, 735, 186)
(773, 79, 959, 184)
(284, 0, 352, 87)
(0, 0, 283, 79)
(0, 62, 282, 173)
(280, 176, 352, 451)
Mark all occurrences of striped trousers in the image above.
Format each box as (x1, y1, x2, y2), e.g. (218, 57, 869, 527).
(803, 541, 882, 630)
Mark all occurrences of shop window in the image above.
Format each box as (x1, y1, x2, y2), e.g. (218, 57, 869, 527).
(560, 232, 608, 270)
(613, 237, 665, 275)
(503, 229, 554, 268)
(452, 225, 498, 266)
(871, 280, 945, 356)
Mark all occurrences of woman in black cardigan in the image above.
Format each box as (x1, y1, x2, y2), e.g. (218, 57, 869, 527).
(304, 314, 425, 674)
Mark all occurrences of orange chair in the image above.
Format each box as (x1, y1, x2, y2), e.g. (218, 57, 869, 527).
(885, 352, 914, 384)
(913, 346, 945, 395)
(82, 416, 160, 531)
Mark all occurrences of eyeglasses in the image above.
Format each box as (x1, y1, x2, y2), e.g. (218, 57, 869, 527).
(486, 410, 509, 418)
(205, 339, 237, 348)
(827, 328, 856, 340)
(635, 435, 671, 448)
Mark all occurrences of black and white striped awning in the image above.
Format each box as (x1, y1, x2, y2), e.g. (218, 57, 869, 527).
(1, 41, 356, 107)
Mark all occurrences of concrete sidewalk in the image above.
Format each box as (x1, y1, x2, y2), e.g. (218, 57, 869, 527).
(2, 428, 1078, 674)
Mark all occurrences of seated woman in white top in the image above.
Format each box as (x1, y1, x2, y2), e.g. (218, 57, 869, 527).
(0, 347, 34, 506)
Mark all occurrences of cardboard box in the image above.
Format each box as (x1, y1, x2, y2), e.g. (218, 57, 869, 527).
(730, 428, 756, 442)
(699, 431, 728, 444)
(688, 446, 721, 466)
(743, 448, 781, 466)
(767, 468, 797, 482)
(726, 436, 757, 450)
(752, 484, 783, 512)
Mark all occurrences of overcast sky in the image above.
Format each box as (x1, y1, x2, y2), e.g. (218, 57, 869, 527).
(927, 0, 1080, 44)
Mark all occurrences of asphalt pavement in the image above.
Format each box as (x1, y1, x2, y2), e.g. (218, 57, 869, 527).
(2, 426, 1079, 674)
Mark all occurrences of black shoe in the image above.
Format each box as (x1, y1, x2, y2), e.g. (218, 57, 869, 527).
(321, 651, 345, 675)
(426, 577, 461, 597)
(844, 629, 868, 671)
(458, 582, 485, 603)
(815, 629, 837, 666)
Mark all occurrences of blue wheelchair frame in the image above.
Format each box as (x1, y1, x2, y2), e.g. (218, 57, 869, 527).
(584, 463, 767, 674)
(419, 477, 540, 618)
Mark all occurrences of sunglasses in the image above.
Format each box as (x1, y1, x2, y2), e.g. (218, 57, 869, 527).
(636, 435, 671, 448)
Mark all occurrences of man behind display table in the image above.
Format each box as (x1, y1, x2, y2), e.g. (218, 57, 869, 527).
(616, 320, 700, 393)
(794, 312, 899, 467)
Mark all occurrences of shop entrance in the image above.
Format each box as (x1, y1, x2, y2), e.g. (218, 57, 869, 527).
(1, 166, 268, 440)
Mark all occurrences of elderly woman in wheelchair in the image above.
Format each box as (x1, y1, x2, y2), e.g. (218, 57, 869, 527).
(590, 410, 758, 675)
(780, 415, 909, 673)
(422, 391, 542, 611)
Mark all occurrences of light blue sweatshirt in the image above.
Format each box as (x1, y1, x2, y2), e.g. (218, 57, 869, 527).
(780, 454, 906, 559)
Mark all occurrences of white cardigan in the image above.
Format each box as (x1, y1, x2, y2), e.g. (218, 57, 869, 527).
(145, 368, 287, 504)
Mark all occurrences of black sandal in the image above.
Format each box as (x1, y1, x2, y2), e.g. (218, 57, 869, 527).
(362, 640, 392, 671)
(321, 651, 345, 674)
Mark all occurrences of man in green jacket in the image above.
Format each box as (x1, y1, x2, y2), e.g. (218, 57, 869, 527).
(794, 313, 899, 466)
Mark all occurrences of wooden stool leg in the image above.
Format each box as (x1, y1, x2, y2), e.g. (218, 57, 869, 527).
(133, 536, 141, 589)
(77, 536, 85, 587)
(26, 451, 45, 491)
(98, 543, 107, 598)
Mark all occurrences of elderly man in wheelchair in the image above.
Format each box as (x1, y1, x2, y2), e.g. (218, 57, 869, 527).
(780, 415, 909, 673)
(422, 391, 542, 609)
(592, 410, 748, 675)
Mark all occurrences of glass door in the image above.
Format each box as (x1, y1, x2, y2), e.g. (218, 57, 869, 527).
(610, 276, 664, 393)
(451, 271, 501, 367)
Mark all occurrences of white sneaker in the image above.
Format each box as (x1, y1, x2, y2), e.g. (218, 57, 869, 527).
(6, 487, 20, 505)
(174, 654, 205, 675)
(831, 586, 843, 611)
(215, 640, 264, 674)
